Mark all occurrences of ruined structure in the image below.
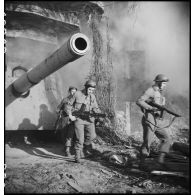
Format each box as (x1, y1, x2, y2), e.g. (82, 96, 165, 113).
(5, 1, 104, 130)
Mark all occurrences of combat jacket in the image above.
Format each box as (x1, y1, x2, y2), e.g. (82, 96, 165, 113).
(64, 89, 100, 122)
(136, 85, 165, 118)
(57, 94, 75, 113)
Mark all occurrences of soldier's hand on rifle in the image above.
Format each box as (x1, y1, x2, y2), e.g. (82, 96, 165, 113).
(147, 106, 158, 112)
(68, 114, 76, 121)
(98, 117, 104, 122)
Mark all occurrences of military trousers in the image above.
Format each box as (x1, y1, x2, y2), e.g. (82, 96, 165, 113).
(74, 118, 96, 151)
(141, 113, 171, 156)
(64, 122, 75, 147)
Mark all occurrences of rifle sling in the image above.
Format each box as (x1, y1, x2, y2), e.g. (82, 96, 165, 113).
(143, 115, 177, 131)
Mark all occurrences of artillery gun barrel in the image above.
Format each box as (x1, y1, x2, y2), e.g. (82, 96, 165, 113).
(12, 33, 90, 95)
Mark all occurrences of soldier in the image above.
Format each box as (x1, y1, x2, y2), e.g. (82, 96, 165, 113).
(65, 80, 101, 163)
(136, 74, 171, 166)
(56, 86, 77, 157)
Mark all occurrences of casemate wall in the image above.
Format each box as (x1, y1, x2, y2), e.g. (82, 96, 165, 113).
(5, 1, 103, 130)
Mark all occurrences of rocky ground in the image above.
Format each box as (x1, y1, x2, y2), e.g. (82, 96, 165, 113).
(5, 100, 190, 194)
(5, 135, 190, 194)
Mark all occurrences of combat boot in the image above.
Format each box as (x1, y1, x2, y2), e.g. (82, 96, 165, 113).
(80, 150, 85, 159)
(65, 146, 71, 157)
(141, 147, 150, 158)
(75, 150, 81, 163)
(84, 144, 98, 158)
(83, 144, 93, 157)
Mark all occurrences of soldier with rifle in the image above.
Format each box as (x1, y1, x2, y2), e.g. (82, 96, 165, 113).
(136, 74, 181, 167)
(64, 80, 103, 163)
(55, 86, 77, 157)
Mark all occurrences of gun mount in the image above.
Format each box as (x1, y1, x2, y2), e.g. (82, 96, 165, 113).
(6, 33, 90, 107)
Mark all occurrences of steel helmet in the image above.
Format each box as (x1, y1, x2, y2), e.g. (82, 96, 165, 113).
(84, 80, 96, 88)
(154, 74, 169, 82)
(68, 86, 77, 92)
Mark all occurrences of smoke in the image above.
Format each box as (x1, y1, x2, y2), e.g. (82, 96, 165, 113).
(104, 1, 190, 98)
(6, 1, 190, 99)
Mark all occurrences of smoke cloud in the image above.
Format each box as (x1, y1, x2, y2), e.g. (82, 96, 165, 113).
(6, 1, 190, 99)
(104, 1, 189, 98)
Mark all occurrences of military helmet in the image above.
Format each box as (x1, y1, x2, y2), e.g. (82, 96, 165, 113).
(84, 80, 96, 88)
(68, 86, 77, 92)
(154, 74, 169, 82)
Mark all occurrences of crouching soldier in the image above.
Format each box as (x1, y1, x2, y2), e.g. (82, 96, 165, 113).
(136, 74, 172, 166)
(64, 80, 101, 163)
(56, 86, 77, 157)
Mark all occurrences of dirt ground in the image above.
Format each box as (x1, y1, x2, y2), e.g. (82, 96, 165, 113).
(5, 137, 190, 194)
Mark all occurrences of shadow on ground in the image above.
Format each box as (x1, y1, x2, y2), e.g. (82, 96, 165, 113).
(5, 130, 75, 162)
(5, 130, 190, 192)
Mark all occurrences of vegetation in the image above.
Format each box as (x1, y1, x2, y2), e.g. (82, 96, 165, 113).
(89, 12, 116, 118)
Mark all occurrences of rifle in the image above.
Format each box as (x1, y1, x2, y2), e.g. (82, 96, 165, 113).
(147, 101, 181, 117)
(71, 110, 107, 119)
(57, 101, 112, 121)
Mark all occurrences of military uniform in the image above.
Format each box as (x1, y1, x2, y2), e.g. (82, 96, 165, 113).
(136, 85, 171, 157)
(65, 89, 100, 154)
(57, 94, 75, 148)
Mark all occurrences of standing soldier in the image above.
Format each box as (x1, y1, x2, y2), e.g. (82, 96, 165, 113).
(56, 86, 77, 157)
(65, 80, 101, 163)
(136, 74, 171, 166)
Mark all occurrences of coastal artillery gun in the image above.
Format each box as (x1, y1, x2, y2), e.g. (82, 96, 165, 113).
(5, 33, 90, 130)
(6, 33, 90, 107)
